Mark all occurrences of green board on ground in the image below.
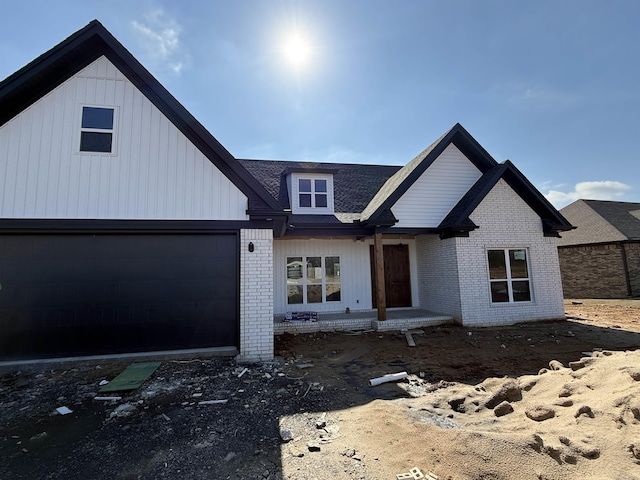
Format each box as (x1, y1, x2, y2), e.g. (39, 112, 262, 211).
(99, 362, 162, 392)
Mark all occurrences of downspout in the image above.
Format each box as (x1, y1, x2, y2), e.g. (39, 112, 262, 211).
(620, 242, 632, 297)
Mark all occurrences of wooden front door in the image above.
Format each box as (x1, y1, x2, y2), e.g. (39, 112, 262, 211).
(370, 244, 412, 308)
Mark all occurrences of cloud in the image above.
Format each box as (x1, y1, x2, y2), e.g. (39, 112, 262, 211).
(543, 180, 631, 208)
(132, 11, 185, 75)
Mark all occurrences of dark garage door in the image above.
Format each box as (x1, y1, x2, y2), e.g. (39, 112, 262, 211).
(0, 233, 238, 360)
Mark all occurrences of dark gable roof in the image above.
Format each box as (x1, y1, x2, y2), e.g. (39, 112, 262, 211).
(360, 123, 498, 223)
(238, 159, 400, 214)
(240, 125, 572, 236)
(0, 20, 283, 216)
(439, 160, 573, 238)
(583, 200, 640, 240)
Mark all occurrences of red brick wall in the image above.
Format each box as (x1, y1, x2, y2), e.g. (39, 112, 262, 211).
(558, 243, 630, 298)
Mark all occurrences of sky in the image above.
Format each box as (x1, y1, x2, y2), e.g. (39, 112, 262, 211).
(1, 0, 639, 209)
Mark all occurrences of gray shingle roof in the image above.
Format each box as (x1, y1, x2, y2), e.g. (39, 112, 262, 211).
(238, 124, 572, 236)
(558, 200, 640, 245)
(238, 159, 400, 216)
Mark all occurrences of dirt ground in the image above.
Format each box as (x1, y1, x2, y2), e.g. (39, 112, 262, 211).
(1, 299, 640, 480)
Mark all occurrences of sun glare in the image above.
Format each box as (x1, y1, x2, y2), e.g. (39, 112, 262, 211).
(282, 33, 311, 68)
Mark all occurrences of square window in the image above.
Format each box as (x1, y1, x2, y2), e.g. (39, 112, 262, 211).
(295, 176, 332, 210)
(285, 256, 341, 305)
(299, 179, 311, 192)
(299, 194, 312, 207)
(315, 194, 327, 207)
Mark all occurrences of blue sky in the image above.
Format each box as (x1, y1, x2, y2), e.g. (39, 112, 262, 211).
(1, 1, 638, 208)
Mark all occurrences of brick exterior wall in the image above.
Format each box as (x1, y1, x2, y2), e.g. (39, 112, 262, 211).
(558, 242, 640, 298)
(238, 229, 274, 362)
(416, 234, 463, 322)
(455, 179, 566, 326)
(629, 242, 640, 297)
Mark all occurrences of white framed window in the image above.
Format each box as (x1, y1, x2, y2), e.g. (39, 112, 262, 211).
(289, 173, 334, 214)
(487, 248, 531, 303)
(298, 178, 328, 208)
(286, 256, 341, 305)
(79, 106, 116, 153)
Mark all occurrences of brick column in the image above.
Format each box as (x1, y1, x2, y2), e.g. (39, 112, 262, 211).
(238, 229, 274, 362)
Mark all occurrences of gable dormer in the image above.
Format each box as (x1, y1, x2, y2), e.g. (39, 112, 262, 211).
(286, 169, 336, 215)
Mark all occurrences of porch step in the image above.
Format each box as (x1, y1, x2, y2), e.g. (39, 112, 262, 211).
(273, 313, 453, 335)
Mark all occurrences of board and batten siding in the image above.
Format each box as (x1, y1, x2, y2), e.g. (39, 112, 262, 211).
(273, 238, 419, 315)
(0, 56, 248, 220)
(391, 144, 482, 228)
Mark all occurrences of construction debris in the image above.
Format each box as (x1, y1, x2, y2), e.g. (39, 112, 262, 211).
(369, 371, 408, 387)
(404, 330, 416, 347)
(99, 362, 161, 393)
(396, 467, 438, 480)
(198, 399, 228, 405)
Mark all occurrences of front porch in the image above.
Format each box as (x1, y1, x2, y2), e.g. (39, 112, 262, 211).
(273, 308, 454, 335)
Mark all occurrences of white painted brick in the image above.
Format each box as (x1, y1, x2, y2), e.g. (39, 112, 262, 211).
(458, 179, 565, 326)
(238, 228, 274, 361)
(415, 179, 564, 327)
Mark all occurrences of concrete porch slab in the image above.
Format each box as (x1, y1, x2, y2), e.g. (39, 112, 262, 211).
(274, 308, 454, 335)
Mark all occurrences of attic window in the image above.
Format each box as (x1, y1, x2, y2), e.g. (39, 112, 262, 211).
(289, 172, 334, 214)
(299, 178, 328, 208)
(80, 106, 114, 153)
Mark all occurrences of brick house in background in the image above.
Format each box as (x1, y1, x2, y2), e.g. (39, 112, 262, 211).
(558, 200, 640, 298)
(0, 21, 574, 362)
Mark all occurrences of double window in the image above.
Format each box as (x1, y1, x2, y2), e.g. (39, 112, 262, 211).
(298, 178, 328, 208)
(286, 256, 341, 304)
(487, 248, 531, 303)
(80, 106, 115, 153)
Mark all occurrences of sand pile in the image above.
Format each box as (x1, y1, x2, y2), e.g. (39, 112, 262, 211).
(343, 350, 640, 479)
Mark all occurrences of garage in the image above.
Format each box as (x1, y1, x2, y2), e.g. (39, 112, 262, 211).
(0, 232, 239, 359)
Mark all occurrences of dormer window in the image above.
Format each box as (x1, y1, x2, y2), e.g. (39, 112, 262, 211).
(299, 178, 328, 208)
(289, 172, 334, 214)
